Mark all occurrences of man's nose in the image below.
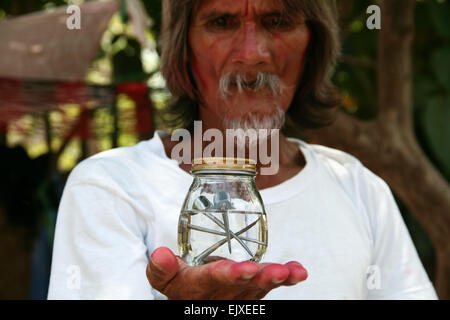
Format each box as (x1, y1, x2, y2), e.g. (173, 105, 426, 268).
(232, 22, 271, 66)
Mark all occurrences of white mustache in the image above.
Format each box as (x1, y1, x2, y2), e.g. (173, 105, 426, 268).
(219, 72, 284, 99)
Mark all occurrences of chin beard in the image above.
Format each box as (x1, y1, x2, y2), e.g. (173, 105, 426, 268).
(222, 105, 285, 150)
(223, 104, 285, 131)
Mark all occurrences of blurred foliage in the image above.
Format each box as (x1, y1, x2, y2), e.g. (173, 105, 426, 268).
(141, 0, 162, 37)
(0, 0, 68, 16)
(334, 0, 379, 120)
(416, 1, 450, 182)
(334, 0, 450, 183)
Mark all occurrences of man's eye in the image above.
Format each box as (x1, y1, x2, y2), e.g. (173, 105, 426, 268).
(213, 16, 228, 27)
(207, 15, 239, 30)
(263, 15, 293, 30)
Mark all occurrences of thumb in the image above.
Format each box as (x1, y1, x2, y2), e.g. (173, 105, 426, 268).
(147, 247, 180, 292)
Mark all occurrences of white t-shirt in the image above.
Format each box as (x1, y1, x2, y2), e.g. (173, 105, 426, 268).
(47, 131, 438, 300)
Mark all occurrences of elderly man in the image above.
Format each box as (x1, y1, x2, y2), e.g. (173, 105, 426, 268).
(48, 0, 437, 300)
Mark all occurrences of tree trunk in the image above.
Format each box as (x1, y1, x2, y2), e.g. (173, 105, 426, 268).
(304, 0, 450, 299)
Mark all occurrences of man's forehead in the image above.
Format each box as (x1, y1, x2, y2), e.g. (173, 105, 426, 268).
(194, 0, 285, 19)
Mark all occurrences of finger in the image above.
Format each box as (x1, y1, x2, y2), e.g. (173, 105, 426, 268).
(202, 259, 257, 284)
(149, 257, 257, 299)
(191, 259, 258, 295)
(200, 261, 262, 300)
(251, 263, 290, 290)
(230, 261, 260, 282)
(283, 261, 308, 286)
(147, 247, 180, 292)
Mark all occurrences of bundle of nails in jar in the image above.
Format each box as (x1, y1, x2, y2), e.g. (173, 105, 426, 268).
(178, 157, 268, 266)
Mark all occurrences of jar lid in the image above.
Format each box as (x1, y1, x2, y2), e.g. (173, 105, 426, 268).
(192, 157, 256, 173)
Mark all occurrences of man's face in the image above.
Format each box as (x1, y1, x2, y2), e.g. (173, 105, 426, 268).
(189, 0, 311, 128)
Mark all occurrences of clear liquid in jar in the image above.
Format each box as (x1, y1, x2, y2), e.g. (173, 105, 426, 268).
(178, 209, 268, 266)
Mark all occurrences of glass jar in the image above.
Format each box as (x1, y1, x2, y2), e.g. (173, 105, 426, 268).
(178, 158, 268, 266)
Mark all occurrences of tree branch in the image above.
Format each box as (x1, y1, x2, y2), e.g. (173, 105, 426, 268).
(377, 0, 415, 132)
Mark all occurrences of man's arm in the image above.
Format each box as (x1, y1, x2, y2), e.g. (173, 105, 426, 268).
(358, 166, 438, 300)
(48, 159, 153, 299)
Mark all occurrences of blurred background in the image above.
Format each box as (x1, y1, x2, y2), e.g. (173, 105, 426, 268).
(0, 0, 449, 300)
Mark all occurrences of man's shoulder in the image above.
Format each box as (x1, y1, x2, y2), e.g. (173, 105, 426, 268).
(304, 142, 363, 170)
(292, 139, 365, 179)
(67, 140, 155, 187)
(298, 140, 391, 203)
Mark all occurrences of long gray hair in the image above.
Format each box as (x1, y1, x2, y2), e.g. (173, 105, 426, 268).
(159, 0, 341, 132)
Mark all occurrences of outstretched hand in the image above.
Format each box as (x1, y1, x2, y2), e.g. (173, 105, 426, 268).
(146, 247, 308, 300)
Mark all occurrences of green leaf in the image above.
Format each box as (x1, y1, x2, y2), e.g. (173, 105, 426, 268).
(429, 1, 450, 39)
(422, 96, 450, 177)
(431, 47, 450, 92)
(413, 75, 438, 111)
